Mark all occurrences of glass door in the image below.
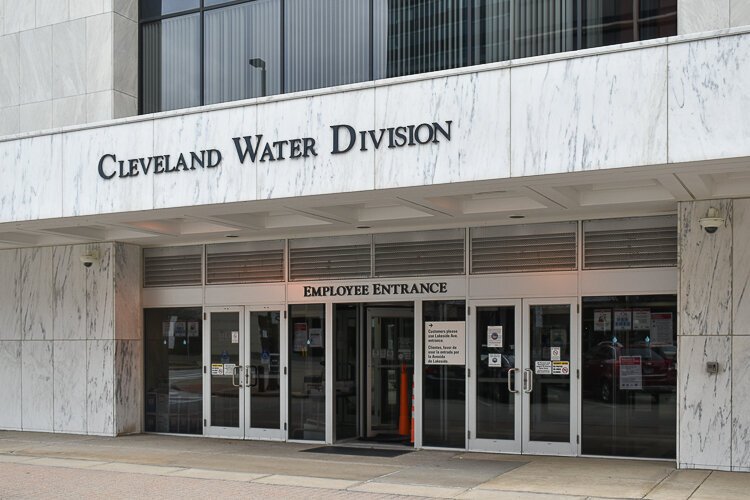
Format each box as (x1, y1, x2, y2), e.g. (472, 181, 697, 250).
(522, 299, 578, 455)
(468, 298, 578, 456)
(245, 308, 287, 440)
(204, 306, 245, 438)
(468, 300, 522, 453)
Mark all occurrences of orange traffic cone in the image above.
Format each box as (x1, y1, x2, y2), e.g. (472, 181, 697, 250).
(398, 363, 409, 436)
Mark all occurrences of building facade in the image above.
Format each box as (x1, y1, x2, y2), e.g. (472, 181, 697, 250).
(0, 0, 749, 471)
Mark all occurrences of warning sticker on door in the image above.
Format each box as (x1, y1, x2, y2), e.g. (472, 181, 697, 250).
(550, 346, 561, 361)
(552, 361, 570, 375)
(211, 364, 224, 376)
(535, 360, 552, 374)
(223, 363, 236, 376)
(488, 354, 503, 367)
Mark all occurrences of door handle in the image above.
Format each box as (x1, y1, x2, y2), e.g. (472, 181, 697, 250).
(250, 366, 259, 387)
(523, 368, 534, 393)
(507, 368, 519, 393)
(232, 365, 243, 388)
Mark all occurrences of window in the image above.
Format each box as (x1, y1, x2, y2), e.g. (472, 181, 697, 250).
(288, 304, 326, 440)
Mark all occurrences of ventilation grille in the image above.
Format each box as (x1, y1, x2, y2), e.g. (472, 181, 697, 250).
(144, 246, 202, 287)
(374, 229, 465, 277)
(471, 223, 577, 274)
(584, 216, 677, 270)
(289, 236, 371, 281)
(206, 241, 284, 284)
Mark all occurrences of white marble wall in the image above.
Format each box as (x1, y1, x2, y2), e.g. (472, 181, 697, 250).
(0, 242, 142, 436)
(0, 0, 138, 136)
(678, 198, 750, 471)
(678, 0, 730, 34)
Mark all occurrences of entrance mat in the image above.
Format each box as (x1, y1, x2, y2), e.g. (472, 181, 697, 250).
(301, 446, 412, 458)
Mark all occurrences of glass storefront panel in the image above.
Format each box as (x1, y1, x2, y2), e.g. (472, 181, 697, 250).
(581, 295, 677, 458)
(144, 307, 203, 434)
(289, 304, 326, 440)
(423, 300, 466, 448)
(334, 304, 359, 441)
(209, 311, 242, 428)
(249, 311, 282, 430)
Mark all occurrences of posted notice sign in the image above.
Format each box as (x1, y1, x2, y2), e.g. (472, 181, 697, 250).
(425, 321, 466, 365)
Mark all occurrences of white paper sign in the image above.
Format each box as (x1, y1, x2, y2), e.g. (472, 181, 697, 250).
(535, 360, 552, 374)
(488, 354, 503, 367)
(633, 309, 651, 330)
(614, 310, 632, 331)
(619, 356, 642, 390)
(231, 331, 239, 344)
(223, 363, 236, 376)
(550, 346, 561, 361)
(552, 361, 570, 375)
(309, 327, 323, 348)
(211, 364, 224, 375)
(425, 321, 466, 365)
(487, 326, 503, 348)
(594, 310, 611, 332)
(650, 313, 673, 344)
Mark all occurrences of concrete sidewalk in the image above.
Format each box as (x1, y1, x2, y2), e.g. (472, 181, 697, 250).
(0, 431, 746, 499)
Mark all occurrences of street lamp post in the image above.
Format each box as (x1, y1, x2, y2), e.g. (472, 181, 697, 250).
(249, 58, 267, 97)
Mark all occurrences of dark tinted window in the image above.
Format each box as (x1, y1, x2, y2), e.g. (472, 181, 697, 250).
(140, 0, 200, 19)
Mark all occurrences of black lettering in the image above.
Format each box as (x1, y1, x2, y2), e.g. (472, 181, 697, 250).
(97, 154, 117, 180)
(420, 283, 431, 294)
(387, 127, 396, 148)
(439, 282, 447, 293)
(415, 123, 434, 144)
(260, 143, 275, 162)
(176, 153, 189, 171)
(165, 155, 179, 173)
(311, 287, 322, 297)
(433, 120, 452, 143)
(400, 284, 409, 294)
(273, 141, 289, 160)
(190, 151, 205, 170)
(118, 160, 129, 178)
(128, 159, 139, 177)
(207, 149, 222, 168)
(394, 127, 408, 147)
(154, 156, 165, 174)
(330, 125, 356, 154)
(232, 135, 264, 163)
(289, 139, 303, 158)
(303, 137, 318, 157)
(368, 129, 387, 149)
(359, 130, 368, 151)
(407, 124, 416, 146)
(304, 286, 312, 297)
(138, 157, 153, 175)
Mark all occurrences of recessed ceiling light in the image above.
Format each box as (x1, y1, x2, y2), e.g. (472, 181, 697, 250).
(356, 225, 371, 230)
(225, 234, 239, 238)
(509, 215, 525, 219)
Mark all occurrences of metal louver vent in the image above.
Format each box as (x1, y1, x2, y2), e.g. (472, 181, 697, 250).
(584, 216, 677, 270)
(471, 222, 577, 274)
(374, 229, 465, 277)
(289, 235, 371, 281)
(206, 240, 284, 284)
(144, 246, 202, 287)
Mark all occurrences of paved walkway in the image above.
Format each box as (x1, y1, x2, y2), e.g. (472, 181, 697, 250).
(0, 431, 747, 499)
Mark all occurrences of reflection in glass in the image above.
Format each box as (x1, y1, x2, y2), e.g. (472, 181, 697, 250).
(210, 312, 241, 428)
(475, 306, 516, 440)
(289, 304, 326, 440)
(472, 0, 511, 64)
(334, 305, 359, 440)
(140, 0, 200, 19)
(145, 308, 203, 434)
(423, 301, 466, 448)
(528, 304, 571, 443)
(582, 0, 677, 49)
(249, 311, 281, 430)
(581, 295, 677, 458)
(204, 0, 281, 104)
(284, 0, 371, 93)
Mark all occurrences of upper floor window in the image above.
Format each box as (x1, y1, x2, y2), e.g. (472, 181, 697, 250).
(139, 0, 677, 114)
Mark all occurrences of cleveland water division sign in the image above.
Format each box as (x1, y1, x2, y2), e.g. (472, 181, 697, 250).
(97, 120, 453, 180)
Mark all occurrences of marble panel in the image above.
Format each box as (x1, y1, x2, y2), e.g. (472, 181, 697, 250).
(0, 134, 63, 222)
(21, 340, 54, 431)
(19, 27, 52, 104)
(113, 90, 136, 119)
(19, 100, 52, 133)
(114, 243, 141, 340)
(732, 336, 750, 469)
(115, 340, 141, 434)
(61, 119, 154, 217)
(113, 0, 137, 21)
(734, 199, 750, 334)
(86, 339, 114, 435)
(52, 95, 87, 127)
(375, 70, 510, 188)
(86, 243, 114, 340)
(669, 33, 750, 163)
(679, 200, 733, 336)
(0, 0, 4, 35)
(0, 250, 20, 340)
(0, 33, 19, 107)
(36, 0, 69, 27)
(86, 13, 113, 93)
(0, 105, 19, 136)
(732, 0, 750, 27)
(70, 0, 108, 19)
(53, 340, 87, 433)
(52, 19, 86, 98)
(152, 106, 257, 209)
(52, 245, 87, 340)
(112, 13, 137, 98)
(0, 341, 22, 429)
(511, 46, 667, 176)
(86, 90, 112, 123)
(256, 89, 375, 199)
(3, 0, 35, 34)
(19, 247, 55, 341)
(678, 0, 730, 34)
(678, 336, 732, 469)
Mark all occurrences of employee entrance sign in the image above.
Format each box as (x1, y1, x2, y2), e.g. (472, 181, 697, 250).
(425, 321, 465, 365)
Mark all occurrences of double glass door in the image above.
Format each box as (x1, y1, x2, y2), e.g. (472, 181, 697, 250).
(469, 298, 577, 455)
(203, 306, 286, 440)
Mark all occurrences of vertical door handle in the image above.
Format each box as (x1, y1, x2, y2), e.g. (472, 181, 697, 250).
(507, 368, 519, 393)
(523, 368, 534, 393)
(245, 365, 251, 387)
(249, 366, 259, 387)
(232, 365, 243, 388)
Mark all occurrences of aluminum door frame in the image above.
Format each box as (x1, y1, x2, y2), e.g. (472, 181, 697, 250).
(244, 305, 288, 441)
(521, 297, 578, 456)
(203, 306, 246, 439)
